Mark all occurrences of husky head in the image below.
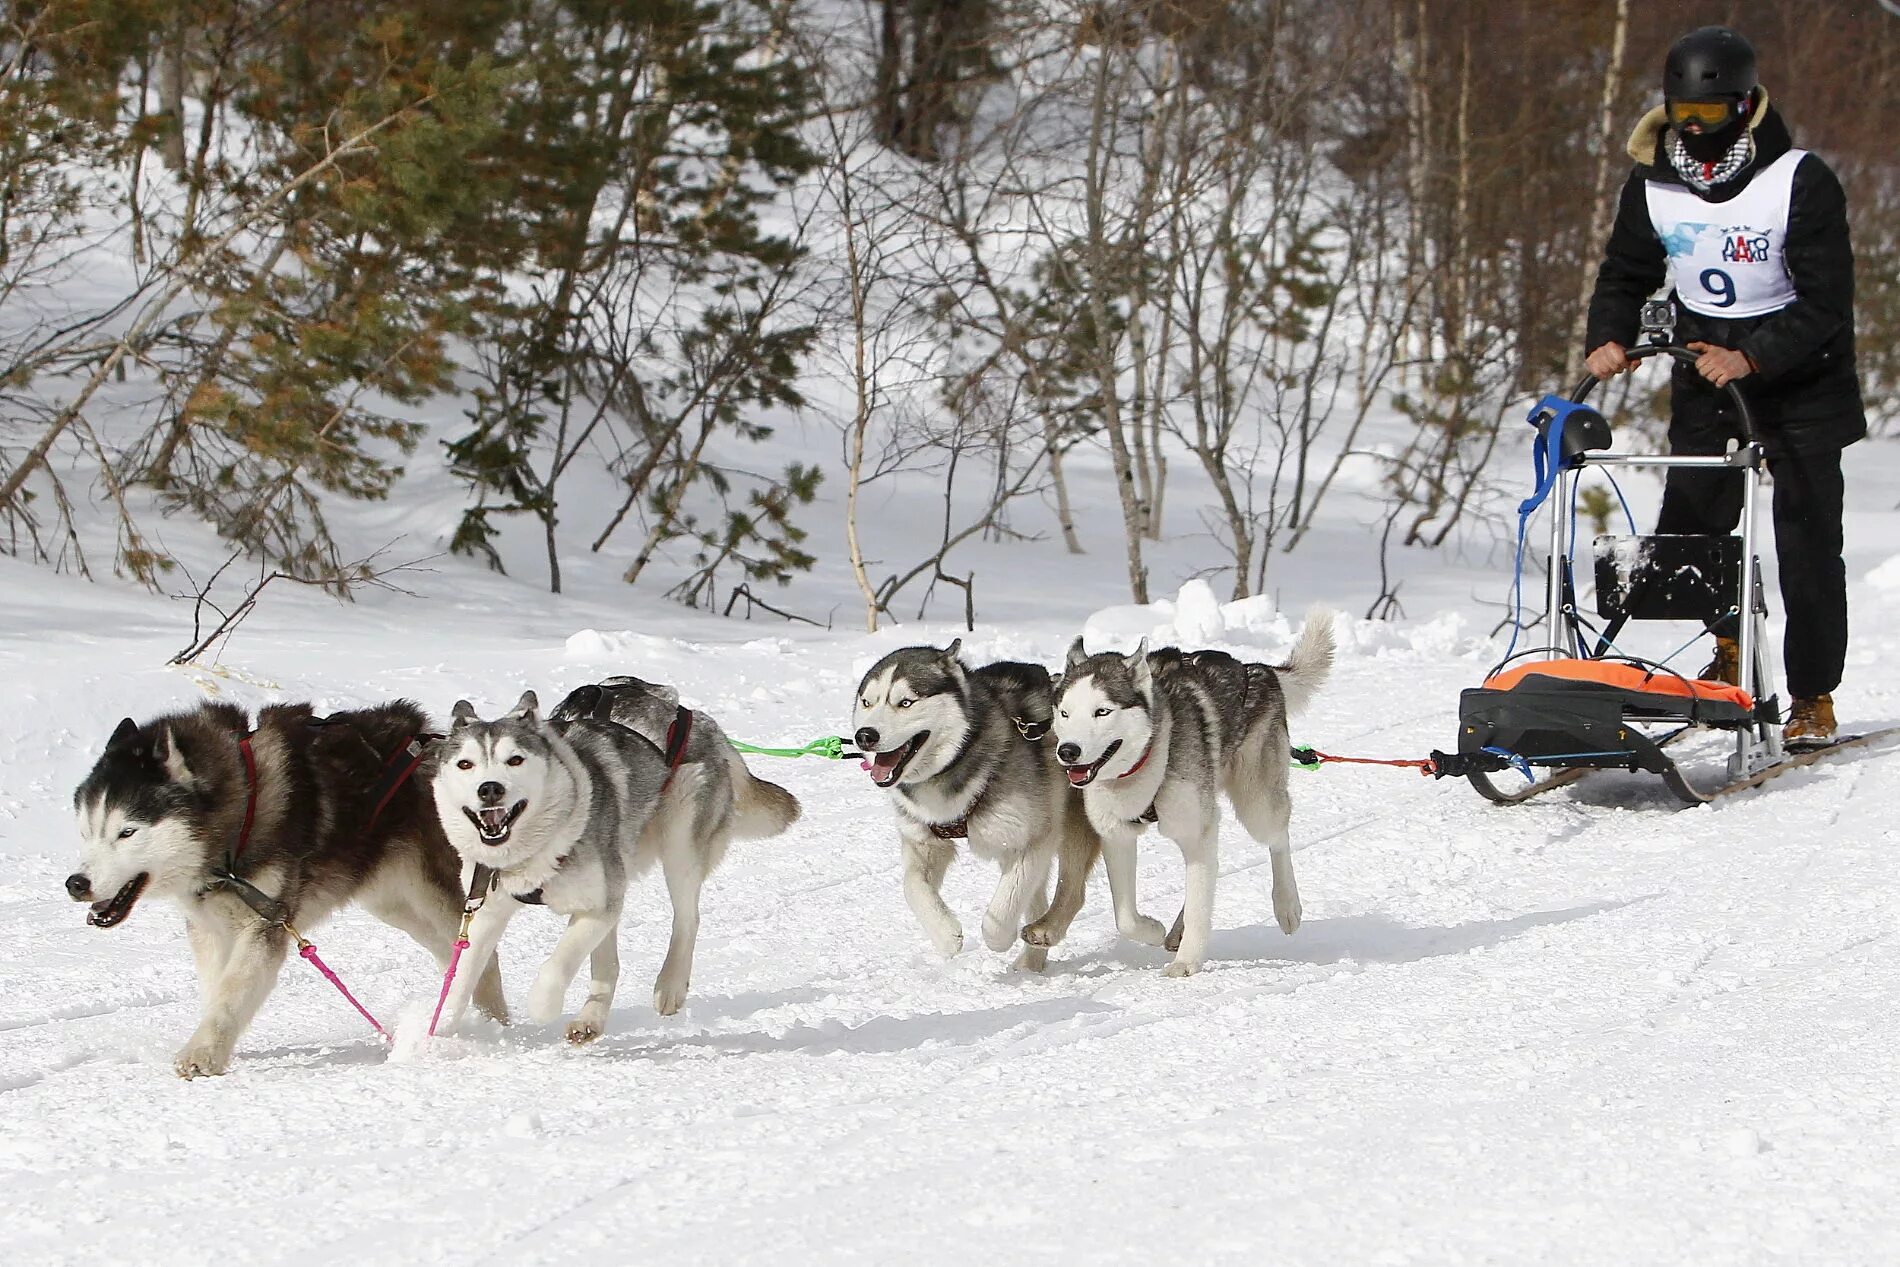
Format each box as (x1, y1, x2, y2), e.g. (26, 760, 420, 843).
(852, 640, 974, 789)
(430, 691, 561, 863)
(1052, 639, 1157, 787)
(70, 715, 222, 928)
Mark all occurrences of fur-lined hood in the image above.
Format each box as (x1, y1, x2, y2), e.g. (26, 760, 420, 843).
(1626, 87, 1776, 167)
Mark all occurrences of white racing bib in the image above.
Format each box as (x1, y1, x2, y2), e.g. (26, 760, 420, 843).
(1646, 149, 1805, 318)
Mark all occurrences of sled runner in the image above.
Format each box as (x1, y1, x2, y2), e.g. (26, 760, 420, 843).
(1455, 334, 1894, 804)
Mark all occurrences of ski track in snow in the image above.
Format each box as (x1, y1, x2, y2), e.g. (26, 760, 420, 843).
(4, 560, 1900, 1264)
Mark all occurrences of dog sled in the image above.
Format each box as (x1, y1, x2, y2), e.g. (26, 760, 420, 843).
(1452, 330, 1897, 806)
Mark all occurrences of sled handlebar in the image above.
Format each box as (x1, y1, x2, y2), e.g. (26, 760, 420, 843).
(1568, 344, 1759, 447)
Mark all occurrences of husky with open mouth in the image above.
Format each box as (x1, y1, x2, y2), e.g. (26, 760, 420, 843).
(1053, 612, 1335, 976)
(428, 688, 759, 1042)
(852, 642, 1164, 968)
(68, 700, 505, 1078)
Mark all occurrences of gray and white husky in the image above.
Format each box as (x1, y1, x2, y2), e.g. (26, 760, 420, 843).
(68, 700, 505, 1077)
(1052, 613, 1335, 976)
(852, 642, 1163, 969)
(428, 687, 794, 1043)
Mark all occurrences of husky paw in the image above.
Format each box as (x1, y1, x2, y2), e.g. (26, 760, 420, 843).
(981, 913, 1018, 954)
(1163, 925, 1182, 953)
(173, 1043, 230, 1080)
(1119, 914, 1168, 948)
(652, 978, 688, 1017)
(1162, 958, 1202, 978)
(1011, 945, 1049, 973)
(1274, 894, 1303, 936)
(527, 975, 567, 1027)
(925, 923, 964, 959)
(566, 1017, 605, 1046)
(1020, 918, 1059, 948)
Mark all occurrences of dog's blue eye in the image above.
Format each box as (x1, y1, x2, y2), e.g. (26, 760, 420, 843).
(896, 699, 914, 709)
(116, 826, 136, 840)
(505, 755, 525, 767)
(1094, 707, 1112, 718)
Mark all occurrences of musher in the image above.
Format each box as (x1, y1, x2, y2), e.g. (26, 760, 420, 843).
(1584, 25, 1864, 745)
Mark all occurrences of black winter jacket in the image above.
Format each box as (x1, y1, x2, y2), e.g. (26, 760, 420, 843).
(1585, 100, 1865, 454)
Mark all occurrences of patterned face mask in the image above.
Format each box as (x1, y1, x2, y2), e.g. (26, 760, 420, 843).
(1667, 124, 1755, 193)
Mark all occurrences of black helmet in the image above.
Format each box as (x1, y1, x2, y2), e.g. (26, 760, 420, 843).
(1664, 26, 1757, 102)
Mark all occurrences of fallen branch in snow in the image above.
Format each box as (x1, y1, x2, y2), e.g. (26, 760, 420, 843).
(1364, 506, 1408, 623)
(722, 583, 830, 629)
(919, 568, 975, 632)
(167, 545, 433, 667)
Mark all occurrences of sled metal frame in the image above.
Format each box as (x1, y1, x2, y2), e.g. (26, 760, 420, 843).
(1476, 343, 1784, 804)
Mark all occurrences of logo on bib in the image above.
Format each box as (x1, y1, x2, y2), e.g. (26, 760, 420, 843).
(1720, 231, 1771, 264)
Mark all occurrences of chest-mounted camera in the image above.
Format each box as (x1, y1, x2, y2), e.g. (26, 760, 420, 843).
(1639, 299, 1676, 346)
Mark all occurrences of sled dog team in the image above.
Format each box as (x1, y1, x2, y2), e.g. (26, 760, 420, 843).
(66, 614, 1332, 1077)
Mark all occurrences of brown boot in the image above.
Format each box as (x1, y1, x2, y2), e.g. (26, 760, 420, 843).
(1700, 636, 1740, 686)
(1784, 694, 1837, 747)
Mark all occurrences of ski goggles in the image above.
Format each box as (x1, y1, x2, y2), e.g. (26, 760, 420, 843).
(1666, 97, 1746, 131)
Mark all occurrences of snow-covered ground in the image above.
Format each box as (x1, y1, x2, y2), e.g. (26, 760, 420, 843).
(5, 407, 1900, 1264)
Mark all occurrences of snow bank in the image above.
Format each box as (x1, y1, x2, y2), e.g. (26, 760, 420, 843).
(1865, 553, 1900, 594)
(1080, 580, 1490, 664)
(564, 628, 693, 662)
(1081, 579, 1288, 651)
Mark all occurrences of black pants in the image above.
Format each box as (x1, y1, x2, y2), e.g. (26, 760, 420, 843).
(1654, 442, 1847, 699)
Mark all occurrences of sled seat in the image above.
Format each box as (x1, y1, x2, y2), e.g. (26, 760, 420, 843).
(1456, 657, 1756, 776)
(1483, 658, 1754, 726)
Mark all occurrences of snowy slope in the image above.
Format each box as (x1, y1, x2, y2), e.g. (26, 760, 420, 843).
(5, 414, 1900, 1264)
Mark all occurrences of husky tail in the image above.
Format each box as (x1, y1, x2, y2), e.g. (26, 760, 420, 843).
(1275, 607, 1336, 719)
(724, 748, 801, 840)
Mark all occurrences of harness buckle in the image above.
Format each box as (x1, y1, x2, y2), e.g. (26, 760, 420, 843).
(204, 865, 291, 927)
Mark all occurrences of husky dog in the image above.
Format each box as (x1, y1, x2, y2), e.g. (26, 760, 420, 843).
(429, 687, 772, 1042)
(1052, 613, 1335, 976)
(852, 642, 1162, 969)
(68, 700, 505, 1078)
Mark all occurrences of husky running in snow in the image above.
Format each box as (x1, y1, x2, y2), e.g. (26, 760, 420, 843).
(68, 700, 504, 1078)
(1052, 613, 1335, 976)
(429, 687, 795, 1042)
(852, 642, 1164, 968)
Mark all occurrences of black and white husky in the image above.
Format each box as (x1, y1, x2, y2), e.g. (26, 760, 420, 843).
(428, 687, 796, 1043)
(68, 700, 505, 1077)
(1052, 613, 1335, 976)
(852, 642, 1164, 969)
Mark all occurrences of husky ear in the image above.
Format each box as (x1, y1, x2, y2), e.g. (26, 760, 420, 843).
(508, 690, 540, 721)
(1128, 639, 1152, 691)
(152, 725, 195, 785)
(107, 717, 140, 751)
(942, 637, 963, 664)
(1065, 637, 1088, 671)
(450, 700, 477, 730)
